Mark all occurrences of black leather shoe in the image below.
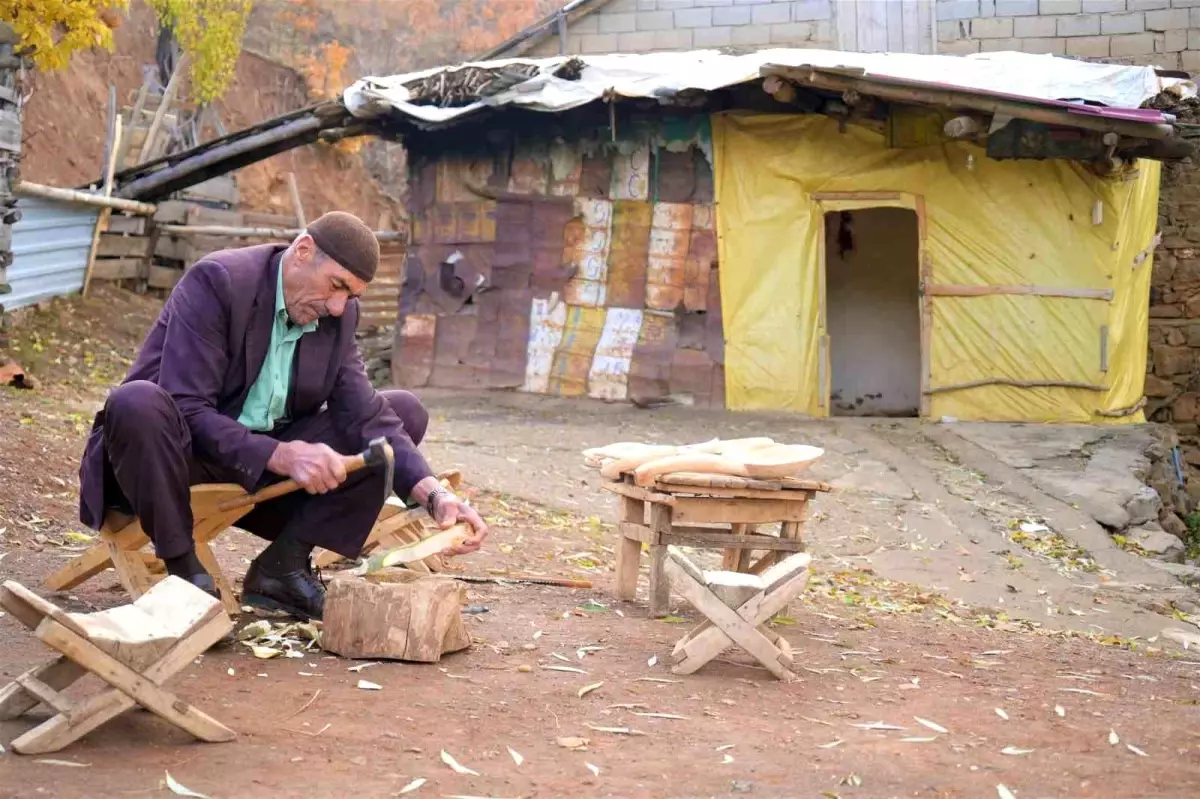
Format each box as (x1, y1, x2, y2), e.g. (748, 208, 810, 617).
(242, 559, 325, 621)
(184, 572, 222, 602)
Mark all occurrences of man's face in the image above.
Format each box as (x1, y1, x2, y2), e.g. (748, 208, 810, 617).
(282, 236, 369, 325)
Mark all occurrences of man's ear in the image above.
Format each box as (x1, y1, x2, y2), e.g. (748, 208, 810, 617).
(292, 234, 316, 263)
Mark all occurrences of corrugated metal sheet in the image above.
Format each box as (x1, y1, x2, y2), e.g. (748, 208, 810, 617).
(4, 197, 99, 312)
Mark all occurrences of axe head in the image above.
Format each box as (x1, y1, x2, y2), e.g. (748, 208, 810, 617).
(364, 437, 395, 497)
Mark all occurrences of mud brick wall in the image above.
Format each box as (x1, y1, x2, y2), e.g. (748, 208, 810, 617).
(1148, 148, 1200, 499)
(393, 114, 724, 407)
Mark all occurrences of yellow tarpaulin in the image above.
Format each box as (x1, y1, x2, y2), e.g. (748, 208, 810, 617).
(711, 112, 1158, 423)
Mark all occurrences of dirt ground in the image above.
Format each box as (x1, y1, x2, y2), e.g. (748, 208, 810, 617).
(1, 287, 1199, 798)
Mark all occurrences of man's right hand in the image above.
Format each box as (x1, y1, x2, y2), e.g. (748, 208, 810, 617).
(267, 441, 348, 494)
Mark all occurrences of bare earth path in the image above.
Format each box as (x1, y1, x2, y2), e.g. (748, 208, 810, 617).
(0, 290, 1198, 797)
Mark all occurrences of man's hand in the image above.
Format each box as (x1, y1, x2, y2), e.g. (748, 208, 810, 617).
(267, 441, 348, 494)
(411, 476, 489, 555)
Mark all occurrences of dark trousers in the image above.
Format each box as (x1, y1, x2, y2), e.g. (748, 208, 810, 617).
(100, 380, 429, 561)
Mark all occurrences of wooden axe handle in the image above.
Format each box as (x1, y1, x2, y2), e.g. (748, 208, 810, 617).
(217, 451, 371, 512)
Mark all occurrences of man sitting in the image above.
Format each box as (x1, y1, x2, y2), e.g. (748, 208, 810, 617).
(77, 211, 487, 620)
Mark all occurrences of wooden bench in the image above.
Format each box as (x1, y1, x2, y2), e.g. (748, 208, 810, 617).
(601, 471, 830, 617)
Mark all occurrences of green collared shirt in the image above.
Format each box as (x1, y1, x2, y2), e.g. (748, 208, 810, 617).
(237, 265, 318, 432)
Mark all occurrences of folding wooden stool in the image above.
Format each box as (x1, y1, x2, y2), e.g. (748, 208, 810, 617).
(663, 546, 812, 681)
(0, 576, 236, 754)
(42, 485, 254, 617)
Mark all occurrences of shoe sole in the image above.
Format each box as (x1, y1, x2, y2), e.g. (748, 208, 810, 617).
(242, 592, 322, 622)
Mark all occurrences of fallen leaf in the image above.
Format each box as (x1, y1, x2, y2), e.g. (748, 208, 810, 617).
(165, 772, 210, 798)
(62, 531, 94, 545)
(632, 712, 688, 720)
(997, 785, 1017, 799)
(578, 681, 604, 699)
(900, 736, 938, 743)
(508, 746, 524, 767)
(1109, 729, 1120, 746)
(1127, 743, 1148, 757)
(347, 662, 380, 673)
(552, 653, 572, 663)
(1054, 705, 1066, 718)
(440, 749, 480, 776)
(647, 655, 657, 667)
(851, 721, 905, 730)
(1001, 746, 1034, 756)
(35, 759, 90, 767)
(556, 736, 590, 750)
(817, 739, 844, 749)
(397, 777, 426, 794)
(585, 724, 646, 736)
(544, 665, 588, 675)
(995, 708, 1009, 721)
(585, 762, 600, 777)
(357, 680, 383, 691)
(660, 615, 688, 623)
(914, 717, 948, 734)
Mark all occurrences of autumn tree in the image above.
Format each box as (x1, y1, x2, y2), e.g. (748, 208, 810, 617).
(0, 0, 127, 70)
(148, 0, 253, 103)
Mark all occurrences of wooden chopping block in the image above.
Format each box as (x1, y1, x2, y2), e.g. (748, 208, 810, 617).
(321, 575, 471, 663)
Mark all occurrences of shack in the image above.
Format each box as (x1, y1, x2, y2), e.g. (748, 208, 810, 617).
(343, 48, 1194, 422)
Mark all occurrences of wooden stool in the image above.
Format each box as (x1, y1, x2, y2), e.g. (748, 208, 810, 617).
(602, 472, 830, 617)
(42, 485, 251, 616)
(663, 546, 812, 681)
(0, 576, 236, 754)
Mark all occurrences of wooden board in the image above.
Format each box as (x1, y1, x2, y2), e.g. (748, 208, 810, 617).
(178, 175, 238, 207)
(148, 265, 183, 290)
(105, 215, 147, 235)
(321, 576, 471, 662)
(91, 258, 144, 281)
(97, 234, 152, 258)
(243, 211, 299, 229)
(153, 201, 192, 225)
(652, 472, 831, 493)
(670, 497, 809, 525)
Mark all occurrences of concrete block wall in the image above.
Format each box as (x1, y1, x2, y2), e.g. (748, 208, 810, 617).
(936, 0, 1198, 69)
(527, 0, 837, 56)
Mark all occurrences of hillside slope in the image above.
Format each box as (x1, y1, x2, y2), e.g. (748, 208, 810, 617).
(21, 1, 392, 220)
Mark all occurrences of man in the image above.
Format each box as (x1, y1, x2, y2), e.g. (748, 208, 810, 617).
(77, 211, 488, 620)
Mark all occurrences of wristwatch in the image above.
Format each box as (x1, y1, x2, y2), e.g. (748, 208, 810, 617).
(425, 487, 453, 518)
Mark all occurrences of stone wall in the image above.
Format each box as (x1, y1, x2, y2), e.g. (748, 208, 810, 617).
(522, 0, 1196, 61)
(1148, 117, 1200, 501)
(527, 0, 838, 55)
(936, 0, 1199, 66)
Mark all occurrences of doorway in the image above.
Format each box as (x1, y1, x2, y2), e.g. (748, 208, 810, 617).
(824, 207, 921, 417)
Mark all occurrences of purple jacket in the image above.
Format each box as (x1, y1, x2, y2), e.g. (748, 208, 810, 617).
(78, 243, 432, 530)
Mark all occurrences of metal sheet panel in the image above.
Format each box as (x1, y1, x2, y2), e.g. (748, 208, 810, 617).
(5, 197, 100, 312)
(588, 307, 644, 401)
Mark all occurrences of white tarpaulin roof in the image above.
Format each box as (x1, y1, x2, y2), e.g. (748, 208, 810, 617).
(343, 48, 1194, 127)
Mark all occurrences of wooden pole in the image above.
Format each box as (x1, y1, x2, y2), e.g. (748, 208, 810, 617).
(925, 378, 1107, 395)
(286, 172, 306, 227)
(157, 223, 406, 242)
(14, 181, 156, 216)
(763, 66, 1177, 141)
(139, 53, 188, 165)
(924, 283, 1114, 301)
(83, 116, 123, 297)
(115, 80, 151, 169)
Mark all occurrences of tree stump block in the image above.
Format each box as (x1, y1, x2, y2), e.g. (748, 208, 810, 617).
(321, 575, 471, 663)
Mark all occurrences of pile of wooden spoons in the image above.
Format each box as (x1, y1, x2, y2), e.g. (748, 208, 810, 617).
(582, 437, 824, 486)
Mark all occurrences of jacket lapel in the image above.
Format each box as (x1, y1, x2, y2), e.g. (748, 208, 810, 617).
(241, 252, 280, 408)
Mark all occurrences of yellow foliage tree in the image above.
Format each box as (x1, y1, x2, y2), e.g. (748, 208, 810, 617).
(0, 0, 128, 70)
(147, 0, 253, 103)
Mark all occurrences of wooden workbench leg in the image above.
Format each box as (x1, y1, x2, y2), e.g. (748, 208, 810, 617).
(777, 519, 805, 618)
(648, 503, 672, 618)
(615, 496, 644, 602)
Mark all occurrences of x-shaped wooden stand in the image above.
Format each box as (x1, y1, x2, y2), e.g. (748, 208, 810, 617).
(663, 546, 812, 681)
(0, 577, 236, 754)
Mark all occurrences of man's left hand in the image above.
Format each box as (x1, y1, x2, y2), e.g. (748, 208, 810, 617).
(431, 492, 489, 556)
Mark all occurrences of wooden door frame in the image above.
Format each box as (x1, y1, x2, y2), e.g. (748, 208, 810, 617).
(812, 191, 930, 418)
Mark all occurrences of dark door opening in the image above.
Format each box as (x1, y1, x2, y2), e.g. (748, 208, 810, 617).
(825, 207, 921, 417)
